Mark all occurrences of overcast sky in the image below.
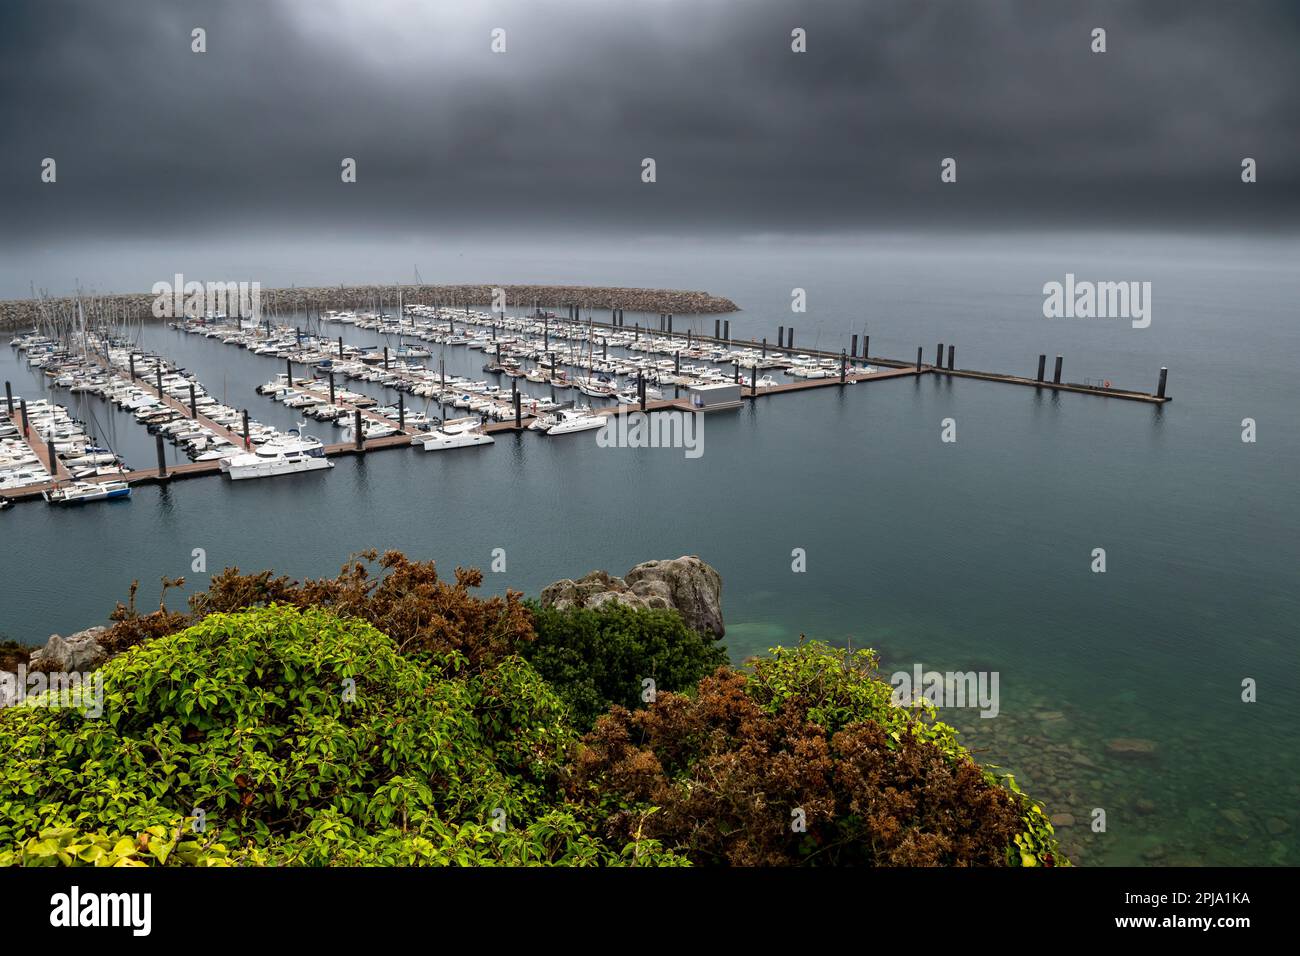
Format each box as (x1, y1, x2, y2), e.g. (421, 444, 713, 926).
(0, 0, 1296, 293)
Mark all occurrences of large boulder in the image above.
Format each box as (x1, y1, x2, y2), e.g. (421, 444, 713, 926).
(625, 557, 724, 637)
(28, 626, 109, 673)
(540, 556, 724, 637)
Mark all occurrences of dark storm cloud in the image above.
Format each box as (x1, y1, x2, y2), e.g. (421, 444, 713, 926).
(0, 0, 1296, 240)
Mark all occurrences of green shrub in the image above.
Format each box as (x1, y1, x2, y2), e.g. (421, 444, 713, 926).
(521, 602, 727, 730)
(0, 604, 680, 866)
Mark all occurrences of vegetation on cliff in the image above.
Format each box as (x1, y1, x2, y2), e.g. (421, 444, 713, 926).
(0, 553, 1064, 867)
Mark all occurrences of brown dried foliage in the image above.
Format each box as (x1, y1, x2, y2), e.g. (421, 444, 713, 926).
(0, 640, 30, 672)
(100, 578, 189, 655)
(573, 669, 1023, 866)
(101, 550, 534, 670)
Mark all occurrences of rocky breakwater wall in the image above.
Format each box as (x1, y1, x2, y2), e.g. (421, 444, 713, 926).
(0, 284, 740, 331)
(540, 555, 725, 638)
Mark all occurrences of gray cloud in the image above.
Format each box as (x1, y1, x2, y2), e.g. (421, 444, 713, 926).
(0, 0, 1296, 246)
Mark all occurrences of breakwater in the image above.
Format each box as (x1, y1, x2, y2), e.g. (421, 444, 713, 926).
(0, 284, 740, 331)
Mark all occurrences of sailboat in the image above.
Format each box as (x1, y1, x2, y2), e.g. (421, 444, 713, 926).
(43, 479, 132, 504)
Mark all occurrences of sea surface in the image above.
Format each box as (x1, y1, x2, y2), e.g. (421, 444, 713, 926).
(2, 232, 1298, 866)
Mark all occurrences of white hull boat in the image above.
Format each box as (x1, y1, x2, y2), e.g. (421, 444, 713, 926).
(412, 426, 495, 451)
(220, 433, 333, 480)
(545, 409, 606, 436)
(43, 480, 132, 504)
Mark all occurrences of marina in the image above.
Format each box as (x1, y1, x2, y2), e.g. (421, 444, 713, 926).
(0, 299, 1172, 504)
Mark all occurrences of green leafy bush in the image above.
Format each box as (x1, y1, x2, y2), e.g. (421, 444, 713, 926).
(522, 602, 727, 730)
(0, 604, 679, 866)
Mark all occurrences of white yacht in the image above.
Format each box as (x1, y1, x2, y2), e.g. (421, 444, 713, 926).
(545, 407, 606, 436)
(411, 422, 495, 451)
(220, 433, 333, 480)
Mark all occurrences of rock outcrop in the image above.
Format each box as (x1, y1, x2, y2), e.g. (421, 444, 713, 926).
(27, 626, 109, 673)
(540, 556, 724, 637)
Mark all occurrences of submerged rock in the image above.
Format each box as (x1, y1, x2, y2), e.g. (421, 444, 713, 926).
(541, 555, 724, 637)
(27, 626, 108, 673)
(1106, 738, 1158, 760)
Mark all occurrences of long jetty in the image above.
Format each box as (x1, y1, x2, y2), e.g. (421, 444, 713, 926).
(576, 311, 1171, 405)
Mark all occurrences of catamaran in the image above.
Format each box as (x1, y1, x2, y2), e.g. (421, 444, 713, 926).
(411, 419, 495, 451)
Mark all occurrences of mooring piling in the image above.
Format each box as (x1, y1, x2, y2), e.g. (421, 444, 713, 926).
(4, 380, 12, 416)
(1053, 355, 1063, 385)
(354, 409, 364, 451)
(242, 410, 250, 448)
(155, 433, 167, 479)
(1036, 354, 1046, 383)
(947, 345, 955, 370)
(1158, 367, 1168, 399)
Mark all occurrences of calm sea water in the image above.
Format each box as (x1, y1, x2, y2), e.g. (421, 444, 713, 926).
(2, 233, 1298, 866)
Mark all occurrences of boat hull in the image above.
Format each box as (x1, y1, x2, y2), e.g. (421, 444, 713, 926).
(224, 458, 334, 480)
